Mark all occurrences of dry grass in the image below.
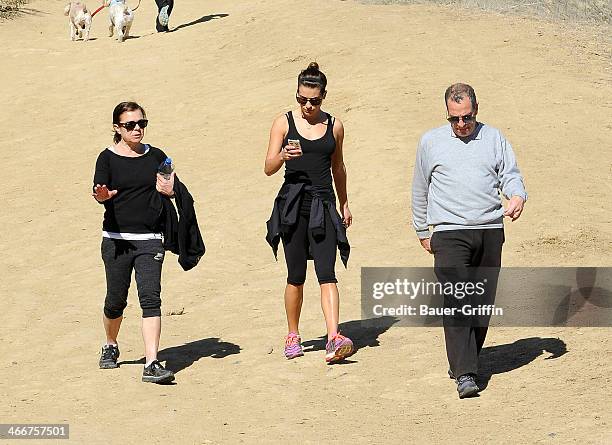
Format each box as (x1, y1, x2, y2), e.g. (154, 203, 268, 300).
(0, 0, 26, 20)
(360, 0, 612, 25)
(360, 0, 612, 61)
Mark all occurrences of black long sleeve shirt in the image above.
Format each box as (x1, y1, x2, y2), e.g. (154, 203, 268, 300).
(93, 145, 167, 233)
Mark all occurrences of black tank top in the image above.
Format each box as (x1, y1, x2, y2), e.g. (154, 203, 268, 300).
(283, 111, 336, 214)
(283, 111, 336, 184)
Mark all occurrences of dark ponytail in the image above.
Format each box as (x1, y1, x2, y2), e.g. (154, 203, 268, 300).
(297, 62, 327, 93)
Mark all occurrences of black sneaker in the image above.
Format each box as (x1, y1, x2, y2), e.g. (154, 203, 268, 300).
(142, 360, 175, 384)
(457, 374, 479, 399)
(99, 344, 120, 369)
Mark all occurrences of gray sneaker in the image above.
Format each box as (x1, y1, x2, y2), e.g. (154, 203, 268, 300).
(457, 374, 479, 399)
(158, 5, 169, 27)
(142, 360, 175, 384)
(99, 344, 120, 369)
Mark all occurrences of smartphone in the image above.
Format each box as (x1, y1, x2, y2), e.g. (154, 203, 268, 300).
(288, 139, 301, 150)
(287, 139, 302, 156)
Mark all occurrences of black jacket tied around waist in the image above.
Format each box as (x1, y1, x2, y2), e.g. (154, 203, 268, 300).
(266, 182, 350, 267)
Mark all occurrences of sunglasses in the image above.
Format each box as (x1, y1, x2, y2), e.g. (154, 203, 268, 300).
(447, 114, 475, 124)
(296, 94, 323, 106)
(117, 119, 148, 131)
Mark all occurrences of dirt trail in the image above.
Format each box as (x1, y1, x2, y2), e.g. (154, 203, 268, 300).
(1, 0, 610, 443)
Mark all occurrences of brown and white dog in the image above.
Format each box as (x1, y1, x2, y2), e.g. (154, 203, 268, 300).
(63, 2, 92, 41)
(104, 0, 134, 43)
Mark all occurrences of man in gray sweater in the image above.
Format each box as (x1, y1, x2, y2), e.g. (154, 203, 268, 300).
(411, 83, 527, 398)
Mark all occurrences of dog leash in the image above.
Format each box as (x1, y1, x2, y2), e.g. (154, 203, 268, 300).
(91, 4, 105, 17)
(90, 0, 141, 18)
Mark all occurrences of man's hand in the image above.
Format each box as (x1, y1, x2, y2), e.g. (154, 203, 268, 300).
(504, 196, 525, 221)
(92, 184, 118, 202)
(419, 237, 432, 254)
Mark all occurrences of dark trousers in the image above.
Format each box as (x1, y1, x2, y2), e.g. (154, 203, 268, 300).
(101, 238, 165, 319)
(154, 0, 174, 31)
(431, 229, 504, 377)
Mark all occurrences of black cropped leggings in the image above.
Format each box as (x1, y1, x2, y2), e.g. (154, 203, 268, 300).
(101, 238, 165, 319)
(282, 210, 338, 286)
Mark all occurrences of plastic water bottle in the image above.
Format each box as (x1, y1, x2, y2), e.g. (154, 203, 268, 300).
(158, 157, 174, 180)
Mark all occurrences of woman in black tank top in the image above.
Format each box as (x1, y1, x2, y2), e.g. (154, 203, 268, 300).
(265, 62, 355, 364)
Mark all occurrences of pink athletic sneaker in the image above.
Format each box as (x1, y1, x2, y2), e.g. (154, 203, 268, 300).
(325, 332, 355, 363)
(284, 333, 304, 359)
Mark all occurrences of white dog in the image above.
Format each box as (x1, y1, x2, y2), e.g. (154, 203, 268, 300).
(63, 2, 92, 41)
(104, 0, 134, 43)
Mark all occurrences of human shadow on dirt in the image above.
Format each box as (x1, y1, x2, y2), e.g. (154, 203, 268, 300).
(476, 336, 567, 391)
(169, 13, 229, 33)
(1, 7, 47, 18)
(301, 316, 399, 364)
(551, 267, 612, 326)
(118, 337, 241, 374)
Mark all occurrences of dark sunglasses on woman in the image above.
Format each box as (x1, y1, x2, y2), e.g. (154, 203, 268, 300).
(295, 94, 323, 106)
(118, 119, 149, 131)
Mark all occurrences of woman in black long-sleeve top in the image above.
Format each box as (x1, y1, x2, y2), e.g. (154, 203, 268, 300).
(92, 101, 175, 384)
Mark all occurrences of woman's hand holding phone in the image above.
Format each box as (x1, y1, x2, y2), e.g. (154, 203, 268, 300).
(281, 139, 303, 161)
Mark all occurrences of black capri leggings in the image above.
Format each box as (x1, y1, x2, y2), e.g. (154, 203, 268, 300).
(282, 210, 338, 286)
(101, 238, 165, 319)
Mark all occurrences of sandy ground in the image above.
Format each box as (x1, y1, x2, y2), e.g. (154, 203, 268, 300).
(1, 0, 611, 443)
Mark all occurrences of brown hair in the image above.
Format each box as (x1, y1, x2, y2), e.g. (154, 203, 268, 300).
(112, 101, 146, 143)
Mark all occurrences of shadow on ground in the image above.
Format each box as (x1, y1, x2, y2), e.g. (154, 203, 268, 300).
(477, 336, 567, 390)
(170, 13, 229, 32)
(1, 7, 47, 18)
(119, 337, 241, 374)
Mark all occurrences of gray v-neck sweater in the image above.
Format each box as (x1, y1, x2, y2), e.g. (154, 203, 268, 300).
(411, 122, 527, 239)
